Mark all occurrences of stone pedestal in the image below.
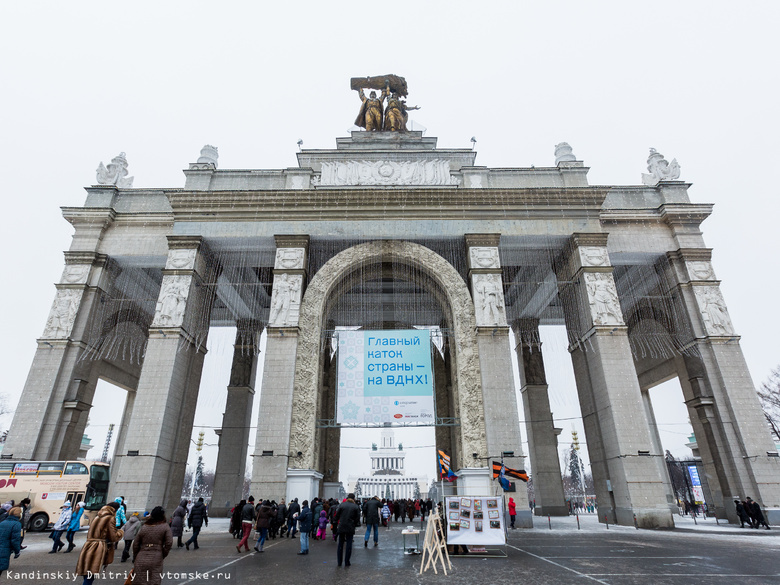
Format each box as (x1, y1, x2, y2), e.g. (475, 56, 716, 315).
(287, 469, 324, 504)
(455, 467, 492, 497)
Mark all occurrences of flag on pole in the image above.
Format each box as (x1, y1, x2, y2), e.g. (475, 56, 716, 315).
(437, 450, 458, 481)
(492, 461, 529, 482)
(498, 463, 511, 491)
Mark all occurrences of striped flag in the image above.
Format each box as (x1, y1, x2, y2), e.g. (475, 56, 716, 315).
(492, 461, 529, 482)
(437, 450, 458, 481)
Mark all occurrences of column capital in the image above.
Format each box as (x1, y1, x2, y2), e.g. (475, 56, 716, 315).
(464, 233, 501, 248)
(274, 234, 310, 250)
(166, 235, 204, 250)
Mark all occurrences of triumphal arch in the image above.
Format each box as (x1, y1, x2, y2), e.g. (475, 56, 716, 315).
(6, 76, 778, 528)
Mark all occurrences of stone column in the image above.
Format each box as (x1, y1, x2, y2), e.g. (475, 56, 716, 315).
(112, 236, 218, 513)
(4, 205, 114, 461)
(251, 236, 318, 502)
(559, 233, 673, 528)
(665, 247, 780, 523)
(512, 319, 568, 516)
(210, 322, 262, 516)
(464, 234, 530, 525)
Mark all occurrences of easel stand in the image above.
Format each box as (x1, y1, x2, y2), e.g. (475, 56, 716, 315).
(419, 511, 452, 575)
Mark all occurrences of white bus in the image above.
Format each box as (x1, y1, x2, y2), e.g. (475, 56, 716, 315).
(0, 460, 111, 531)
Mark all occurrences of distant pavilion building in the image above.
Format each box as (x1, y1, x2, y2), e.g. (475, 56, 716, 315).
(349, 430, 427, 500)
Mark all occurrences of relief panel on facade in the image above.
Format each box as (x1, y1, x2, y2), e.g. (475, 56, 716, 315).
(42, 288, 84, 339)
(472, 273, 507, 326)
(61, 264, 90, 284)
(319, 160, 456, 186)
(268, 274, 303, 327)
(166, 249, 197, 271)
(274, 248, 305, 270)
(693, 285, 735, 336)
(469, 247, 500, 269)
(579, 246, 610, 267)
(584, 272, 624, 326)
(153, 275, 191, 328)
(686, 260, 716, 281)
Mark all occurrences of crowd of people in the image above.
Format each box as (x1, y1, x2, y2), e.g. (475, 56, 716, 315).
(0, 491, 772, 580)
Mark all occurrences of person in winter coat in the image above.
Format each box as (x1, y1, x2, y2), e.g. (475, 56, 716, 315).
(120, 512, 142, 562)
(334, 494, 361, 567)
(734, 499, 751, 528)
(65, 501, 86, 552)
(276, 499, 288, 538)
(287, 498, 300, 538)
(362, 495, 381, 547)
(296, 501, 313, 555)
(170, 499, 188, 548)
(75, 502, 124, 585)
(132, 506, 173, 585)
(50, 501, 72, 553)
(254, 500, 273, 552)
(316, 510, 328, 540)
(0, 507, 22, 576)
(230, 500, 245, 539)
(381, 501, 391, 527)
(237, 496, 256, 553)
(114, 497, 127, 529)
(508, 497, 517, 529)
(185, 497, 208, 550)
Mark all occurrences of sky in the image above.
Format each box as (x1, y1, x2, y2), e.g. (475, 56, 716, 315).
(2, 2, 779, 491)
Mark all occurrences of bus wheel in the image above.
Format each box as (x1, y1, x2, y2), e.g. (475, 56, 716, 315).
(29, 513, 49, 532)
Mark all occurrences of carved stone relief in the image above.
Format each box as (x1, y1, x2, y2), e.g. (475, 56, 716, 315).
(472, 273, 507, 326)
(469, 174, 484, 188)
(469, 247, 500, 269)
(153, 275, 190, 327)
(579, 246, 609, 267)
(584, 272, 624, 326)
(319, 160, 456, 186)
(641, 148, 681, 187)
(687, 261, 715, 281)
(268, 273, 303, 327)
(166, 249, 197, 271)
(61, 264, 90, 284)
(694, 286, 735, 336)
(96, 152, 134, 188)
(274, 248, 305, 270)
(290, 175, 306, 189)
(289, 240, 487, 470)
(42, 289, 84, 338)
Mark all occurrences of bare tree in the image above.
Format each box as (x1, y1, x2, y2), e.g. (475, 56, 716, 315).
(758, 367, 780, 441)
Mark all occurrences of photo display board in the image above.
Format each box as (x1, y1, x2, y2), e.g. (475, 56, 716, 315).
(445, 496, 506, 546)
(336, 329, 434, 424)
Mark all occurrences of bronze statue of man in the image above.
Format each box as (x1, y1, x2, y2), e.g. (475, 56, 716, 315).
(355, 87, 387, 131)
(383, 88, 420, 132)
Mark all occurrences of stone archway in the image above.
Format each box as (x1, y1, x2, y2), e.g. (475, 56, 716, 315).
(288, 240, 488, 472)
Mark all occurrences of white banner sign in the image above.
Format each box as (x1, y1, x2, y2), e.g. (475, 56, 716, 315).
(336, 330, 434, 425)
(444, 496, 506, 546)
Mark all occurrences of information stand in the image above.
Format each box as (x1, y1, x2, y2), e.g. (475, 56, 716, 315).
(443, 496, 507, 558)
(419, 510, 451, 575)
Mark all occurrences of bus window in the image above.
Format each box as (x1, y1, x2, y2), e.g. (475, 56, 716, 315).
(85, 464, 110, 511)
(13, 463, 39, 475)
(64, 463, 88, 475)
(38, 462, 65, 475)
(0, 463, 14, 476)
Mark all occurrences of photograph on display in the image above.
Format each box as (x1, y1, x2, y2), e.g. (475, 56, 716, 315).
(460, 498, 472, 508)
(449, 511, 459, 521)
(449, 522, 460, 531)
(475, 521, 483, 532)
(490, 521, 501, 529)
(461, 509, 471, 519)
(460, 520, 470, 529)
(449, 500, 460, 510)
(486, 499, 498, 509)
(488, 510, 499, 519)
(474, 500, 482, 511)
(473, 510, 483, 520)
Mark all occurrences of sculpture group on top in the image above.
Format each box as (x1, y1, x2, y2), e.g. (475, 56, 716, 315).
(352, 74, 419, 132)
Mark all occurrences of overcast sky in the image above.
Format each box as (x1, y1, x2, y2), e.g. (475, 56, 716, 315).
(2, 2, 778, 490)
